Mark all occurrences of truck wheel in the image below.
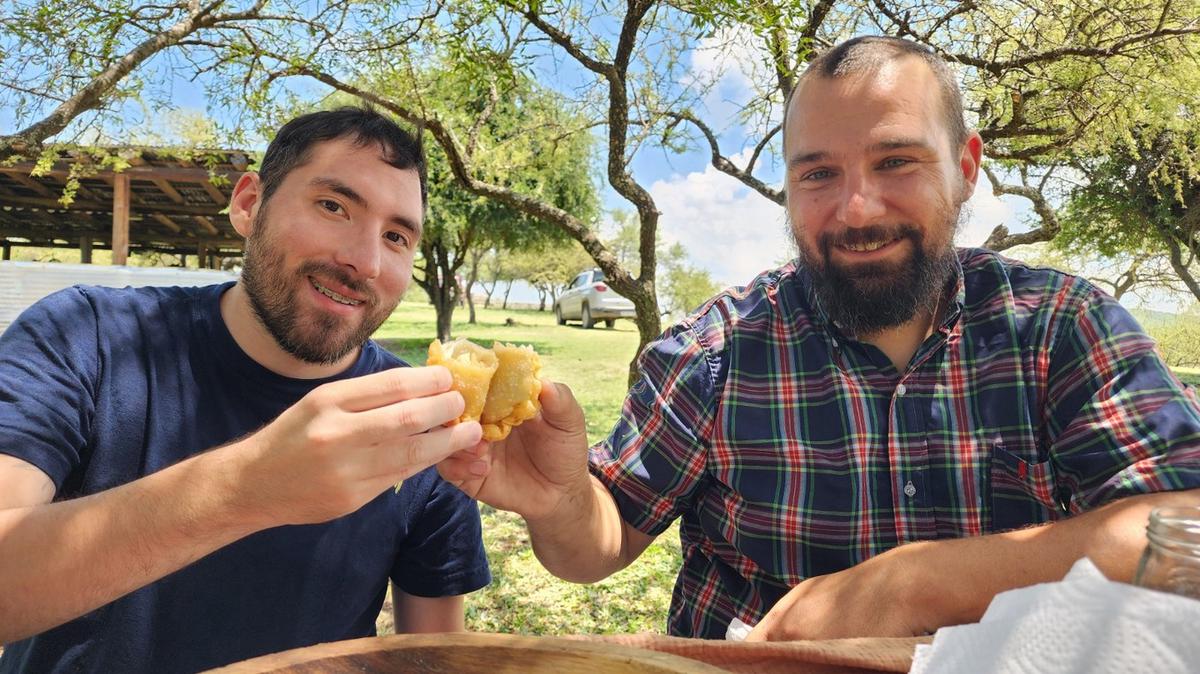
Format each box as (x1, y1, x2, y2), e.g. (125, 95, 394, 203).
(581, 304, 595, 329)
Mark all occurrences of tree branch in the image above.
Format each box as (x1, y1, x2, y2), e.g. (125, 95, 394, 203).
(512, 3, 614, 77)
(662, 110, 783, 205)
(981, 163, 1061, 250)
(0, 0, 265, 155)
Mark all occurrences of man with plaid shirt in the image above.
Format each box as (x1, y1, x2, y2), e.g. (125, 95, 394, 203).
(440, 36, 1200, 640)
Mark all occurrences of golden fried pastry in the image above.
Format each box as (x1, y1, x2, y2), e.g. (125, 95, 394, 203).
(427, 338, 499, 425)
(480, 342, 543, 441)
(427, 339, 542, 440)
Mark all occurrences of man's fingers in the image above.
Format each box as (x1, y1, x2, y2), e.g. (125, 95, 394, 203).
(322, 366, 454, 412)
(352, 390, 466, 438)
(536, 379, 586, 431)
(437, 450, 491, 486)
(379, 421, 483, 479)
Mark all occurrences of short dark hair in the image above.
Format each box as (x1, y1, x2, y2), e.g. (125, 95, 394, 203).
(788, 36, 968, 148)
(257, 106, 427, 209)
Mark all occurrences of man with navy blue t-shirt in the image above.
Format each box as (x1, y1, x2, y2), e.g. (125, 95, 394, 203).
(0, 108, 490, 673)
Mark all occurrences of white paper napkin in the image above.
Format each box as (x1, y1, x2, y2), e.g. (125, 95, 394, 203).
(909, 557, 1200, 674)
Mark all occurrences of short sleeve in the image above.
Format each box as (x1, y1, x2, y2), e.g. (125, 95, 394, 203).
(1044, 288, 1200, 510)
(0, 287, 99, 489)
(390, 476, 491, 597)
(589, 320, 718, 536)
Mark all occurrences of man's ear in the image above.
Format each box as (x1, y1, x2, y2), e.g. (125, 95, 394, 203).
(958, 132, 984, 200)
(228, 172, 262, 238)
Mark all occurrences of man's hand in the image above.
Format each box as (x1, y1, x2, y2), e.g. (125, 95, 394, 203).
(232, 365, 482, 527)
(746, 543, 939, 641)
(438, 379, 652, 583)
(437, 379, 592, 524)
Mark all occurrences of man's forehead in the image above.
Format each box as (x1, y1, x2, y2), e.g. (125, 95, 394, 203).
(785, 60, 944, 151)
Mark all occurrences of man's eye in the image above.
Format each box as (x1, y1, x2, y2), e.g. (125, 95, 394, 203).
(319, 199, 343, 214)
(802, 169, 832, 181)
(880, 157, 911, 169)
(384, 231, 409, 247)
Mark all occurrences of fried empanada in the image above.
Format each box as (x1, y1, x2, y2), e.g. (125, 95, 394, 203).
(427, 338, 499, 425)
(426, 338, 542, 441)
(480, 342, 543, 441)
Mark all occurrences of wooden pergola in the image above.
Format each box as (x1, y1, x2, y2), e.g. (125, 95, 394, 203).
(0, 147, 252, 268)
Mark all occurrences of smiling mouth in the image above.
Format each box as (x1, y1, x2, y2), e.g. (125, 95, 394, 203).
(311, 278, 364, 306)
(839, 237, 901, 253)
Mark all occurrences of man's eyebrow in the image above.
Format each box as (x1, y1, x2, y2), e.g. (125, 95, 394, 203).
(310, 177, 367, 207)
(391, 214, 423, 240)
(787, 150, 828, 169)
(868, 138, 936, 153)
(787, 138, 937, 169)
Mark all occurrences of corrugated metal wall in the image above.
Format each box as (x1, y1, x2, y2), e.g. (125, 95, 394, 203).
(0, 261, 237, 334)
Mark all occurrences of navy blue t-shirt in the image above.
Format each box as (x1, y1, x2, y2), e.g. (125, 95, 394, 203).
(0, 283, 490, 673)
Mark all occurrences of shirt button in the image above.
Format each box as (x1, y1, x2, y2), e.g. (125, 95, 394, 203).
(904, 480, 917, 497)
(896, 383, 907, 396)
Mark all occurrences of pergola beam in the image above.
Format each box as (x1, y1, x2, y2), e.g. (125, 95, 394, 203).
(0, 227, 241, 247)
(0, 194, 236, 218)
(111, 173, 130, 265)
(0, 164, 242, 184)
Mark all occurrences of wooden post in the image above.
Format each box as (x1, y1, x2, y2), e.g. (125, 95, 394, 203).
(80, 237, 93, 264)
(2, 241, 10, 260)
(180, 254, 188, 268)
(197, 242, 208, 269)
(111, 173, 131, 265)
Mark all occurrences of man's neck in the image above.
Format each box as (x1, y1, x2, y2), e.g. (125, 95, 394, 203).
(219, 283, 360, 380)
(860, 286, 949, 375)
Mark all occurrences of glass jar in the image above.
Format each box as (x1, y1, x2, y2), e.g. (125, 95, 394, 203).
(1133, 506, 1200, 599)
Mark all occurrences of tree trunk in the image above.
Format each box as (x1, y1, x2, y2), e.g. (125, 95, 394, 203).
(466, 247, 485, 324)
(417, 240, 462, 342)
(502, 280, 513, 309)
(537, 288, 547, 311)
(1163, 235, 1200, 303)
(626, 283, 662, 387)
(434, 290, 455, 342)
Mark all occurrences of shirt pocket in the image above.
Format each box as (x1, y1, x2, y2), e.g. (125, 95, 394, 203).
(989, 442, 1064, 532)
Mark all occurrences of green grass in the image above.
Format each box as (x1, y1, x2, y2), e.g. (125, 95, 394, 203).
(373, 300, 683, 636)
(1175, 367, 1200, 388)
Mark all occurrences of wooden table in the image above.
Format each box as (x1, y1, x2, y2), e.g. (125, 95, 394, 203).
(205, 632, 930, 674)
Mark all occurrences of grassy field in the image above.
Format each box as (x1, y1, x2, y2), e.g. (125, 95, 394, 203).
(1174, 367, 1200, 388)
(372, 301, 683, 636)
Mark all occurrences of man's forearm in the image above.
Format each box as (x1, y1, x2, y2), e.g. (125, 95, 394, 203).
(525, 475, 645, 583)
(0, 443, 266, 643)
(913, 488, 1200, 626)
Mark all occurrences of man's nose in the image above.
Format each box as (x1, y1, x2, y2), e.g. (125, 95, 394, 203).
(836, 170, 887, 226)
(333, 226, 383, 280)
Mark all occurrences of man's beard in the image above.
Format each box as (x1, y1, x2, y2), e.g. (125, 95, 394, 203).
(239, 208, 399, 365)
(794, 215, 961, 337)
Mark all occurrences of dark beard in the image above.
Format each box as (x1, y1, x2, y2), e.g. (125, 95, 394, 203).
(798, 223, 958, 337)
(240, 210, 394, 365)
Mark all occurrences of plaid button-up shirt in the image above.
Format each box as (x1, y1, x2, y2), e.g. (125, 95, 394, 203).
(589, 248, 1200, 639)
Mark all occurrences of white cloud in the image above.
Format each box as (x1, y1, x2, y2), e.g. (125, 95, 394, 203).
(686, 27, 769, 132)
(650, 150, 789, 288)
